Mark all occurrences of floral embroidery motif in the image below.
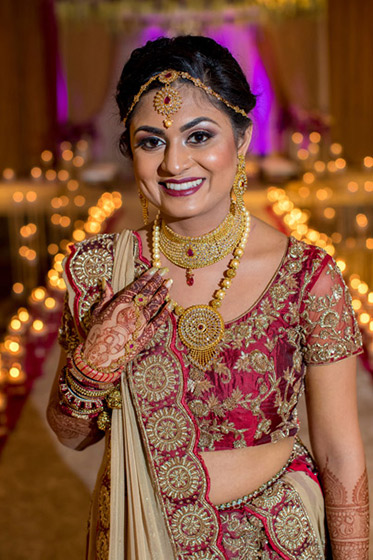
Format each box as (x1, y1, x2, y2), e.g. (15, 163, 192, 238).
(159, 456, 201, 499)
(146, 407, 189, 452)
(133, 354, 176, 401)
(170, 503, 216, 548)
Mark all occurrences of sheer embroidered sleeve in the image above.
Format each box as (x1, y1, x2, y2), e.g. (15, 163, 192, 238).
(300, 253, 363, 365)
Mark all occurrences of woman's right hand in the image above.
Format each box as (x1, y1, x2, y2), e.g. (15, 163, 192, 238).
(81, 267, 172, 382)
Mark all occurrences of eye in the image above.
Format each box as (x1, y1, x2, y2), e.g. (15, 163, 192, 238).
(187, 130, 214, 144)
(136, 136, 165, 150)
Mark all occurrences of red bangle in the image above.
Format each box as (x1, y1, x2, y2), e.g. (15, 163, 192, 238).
(73, 343, 123, 384)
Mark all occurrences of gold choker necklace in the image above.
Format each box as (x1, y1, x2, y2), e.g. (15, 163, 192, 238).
(152, 209, 251, 370)
(158, 204, 244, 286)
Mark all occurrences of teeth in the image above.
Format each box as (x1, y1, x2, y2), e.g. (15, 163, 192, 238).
(163, 179, 203, 191)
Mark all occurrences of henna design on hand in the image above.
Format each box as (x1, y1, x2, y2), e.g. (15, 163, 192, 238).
(82, 269, 171, 378)
(321, 461, 370, 559)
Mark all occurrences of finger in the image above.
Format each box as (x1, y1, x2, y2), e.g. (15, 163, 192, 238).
(143, 282, 171, 321)
(92, 279, 115, 316)
(115, 267, 167, 303)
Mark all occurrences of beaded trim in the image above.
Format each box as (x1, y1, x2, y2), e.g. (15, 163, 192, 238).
(216, 440, 302, 511)
(122, 69, 250, 127)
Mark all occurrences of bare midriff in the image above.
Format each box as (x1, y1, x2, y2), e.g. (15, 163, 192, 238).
(201, 436, 295, 505)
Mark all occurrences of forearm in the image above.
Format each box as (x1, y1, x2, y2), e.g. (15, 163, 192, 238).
(320, 454, 369, 559)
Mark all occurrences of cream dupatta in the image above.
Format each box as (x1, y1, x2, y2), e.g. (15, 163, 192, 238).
(99, 230, 174, 559)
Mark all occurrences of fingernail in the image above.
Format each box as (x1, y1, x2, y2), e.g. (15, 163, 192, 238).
(159, 267, 169, 277)
(165, 278, 173, 288)
(148, 267, 158, 275)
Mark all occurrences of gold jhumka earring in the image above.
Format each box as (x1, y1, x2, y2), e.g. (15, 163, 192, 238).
(232, 154, 247, 212)
(138, 188, 149, 226)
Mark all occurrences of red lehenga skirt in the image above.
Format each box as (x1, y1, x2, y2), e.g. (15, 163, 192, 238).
(216, 439, 327, 559)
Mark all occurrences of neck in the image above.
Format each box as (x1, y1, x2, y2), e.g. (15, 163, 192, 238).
(160, 201, 233, 238)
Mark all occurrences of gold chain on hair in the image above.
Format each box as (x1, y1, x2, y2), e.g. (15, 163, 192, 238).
(122, 69, 250, 128)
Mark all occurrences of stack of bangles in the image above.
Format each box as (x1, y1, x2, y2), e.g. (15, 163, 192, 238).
(59, 342, 123, 430)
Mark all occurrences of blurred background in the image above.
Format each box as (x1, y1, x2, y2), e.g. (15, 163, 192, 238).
(0, 1, 372, 558)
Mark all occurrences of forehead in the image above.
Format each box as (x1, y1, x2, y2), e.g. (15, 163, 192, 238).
(130, 83, 232, 128)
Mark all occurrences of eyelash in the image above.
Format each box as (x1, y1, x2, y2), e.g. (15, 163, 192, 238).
(136, 130, 214, 150)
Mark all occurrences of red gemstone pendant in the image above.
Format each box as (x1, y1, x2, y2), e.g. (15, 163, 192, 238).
(186, 269, 194, 286)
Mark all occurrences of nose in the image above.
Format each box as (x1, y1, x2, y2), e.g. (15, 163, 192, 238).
(159, 141, 190, 177)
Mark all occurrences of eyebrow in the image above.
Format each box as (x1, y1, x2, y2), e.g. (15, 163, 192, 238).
(133, 117, 220, 136)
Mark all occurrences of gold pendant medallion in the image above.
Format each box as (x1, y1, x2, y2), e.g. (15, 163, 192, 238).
(177, 304, 225, 371)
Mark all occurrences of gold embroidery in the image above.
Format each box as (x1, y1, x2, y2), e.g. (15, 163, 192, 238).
(133, 354, 176, 401)
(220, 511, 269, 559)
(146, 407, 190, 451)
(170, 503, 215, 547)
(159, 456, 201, 499)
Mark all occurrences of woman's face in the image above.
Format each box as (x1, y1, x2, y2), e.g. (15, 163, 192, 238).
(129, 84, 251, 227)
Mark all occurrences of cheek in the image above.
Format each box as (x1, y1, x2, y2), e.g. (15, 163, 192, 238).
(201, 141, 237, 173)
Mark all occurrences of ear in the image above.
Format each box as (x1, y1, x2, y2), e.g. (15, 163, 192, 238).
(237, 123, 253, 156)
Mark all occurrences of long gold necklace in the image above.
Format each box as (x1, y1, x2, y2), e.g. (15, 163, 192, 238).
(159, 204, 244, 286)
(152, 209, 251, 370)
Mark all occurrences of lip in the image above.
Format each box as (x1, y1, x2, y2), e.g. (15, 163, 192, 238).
(159, 177, 205, 197)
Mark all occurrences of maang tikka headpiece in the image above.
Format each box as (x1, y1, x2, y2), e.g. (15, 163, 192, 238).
(123, 69, 250, 129)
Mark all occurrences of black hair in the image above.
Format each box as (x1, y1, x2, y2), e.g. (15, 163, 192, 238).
(115, 35, 256, 157)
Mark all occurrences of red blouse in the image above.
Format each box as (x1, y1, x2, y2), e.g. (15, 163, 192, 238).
(59, 233, 363, 453)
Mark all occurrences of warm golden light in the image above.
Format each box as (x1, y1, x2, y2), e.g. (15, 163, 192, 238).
(363, 156, 373, 168)
(60, 216, 71, 228)
(41, 150, 53, 163)
(336, 260, 346, 272)
(309, 132, 321, 143)
(316, 189, 328, 201)
(308, 143, 319, 155)
(72, 229, 85, 241)
(358, 283, 369, 295)
(62, 149, 73, 162)
(9, 366, 21, 379)
(45, 169, 57, 181)
(67, 179, 79, 191)
(32, 319, 44, 332)
(18, 309, 29, 322)
(368, 293, 373, 304)
(3, 168, 15, 180)
(57, 170, 69, 182)
(331, 232, 342, 244)
(47, 243, 59, 255)
(366, 238, 373, 250)
(352, 299, 362, 311)
(297, 149, 309, 160)
(303, 172, 315, 185)
(32, 287, 46, 301)
(314, 161, 326, 173)
(76, 139, 88, 151)
(327, 161, 337, 173)
(356, 213, 368, 228)
(73, 156, 84, 167)
(292, 132, 303, 144)
(13, 191, 24, 203)
(10, 318, 22, 331)
(330, 142, 342, 156)
(74, 195, 86, 207)
(359, 313, 370, 325)
(31, 167, 42, 179)
(323, 207, 336, 219)
(8, 341, 20, 353)
(350, 278, 361, 290)
(13, 283, 24, 294)
(44, 297, 56, 310)
(298, 186, 310, 198)
(26, 191, 37, 203)
(26, 249, 37, 261)
(58, 278, 66, 290)
(51, 197, 61, 209)
(364, 181, 373, 192)
(335, 158, 346, 170)
(347, 181, 359, 193)
(60, 141, 72, 151)
(51, 213, 61, 225)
